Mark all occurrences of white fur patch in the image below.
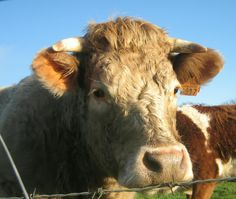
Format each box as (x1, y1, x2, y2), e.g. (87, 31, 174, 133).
(216, 158, 236, 177)
(215, 158, 224, 176)
(178, 105, 211, 152)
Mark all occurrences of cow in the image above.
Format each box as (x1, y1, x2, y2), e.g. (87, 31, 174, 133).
(0, 17, 224, 198)
(177, 104, 236, 199)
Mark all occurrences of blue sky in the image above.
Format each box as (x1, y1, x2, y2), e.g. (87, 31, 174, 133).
(0, 0, 235, 105)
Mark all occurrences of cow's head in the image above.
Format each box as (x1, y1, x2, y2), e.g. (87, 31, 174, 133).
(32, 18, 223, 190)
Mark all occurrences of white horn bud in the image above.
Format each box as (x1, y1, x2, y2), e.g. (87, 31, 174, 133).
(52, 37, 84, 52)
(168, 38, 207, 53)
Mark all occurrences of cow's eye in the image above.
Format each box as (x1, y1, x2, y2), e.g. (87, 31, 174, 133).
(174, 87, 179, 95)
(93, 89, 105, 99)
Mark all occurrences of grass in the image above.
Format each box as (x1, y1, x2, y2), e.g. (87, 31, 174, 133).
(136, 182, 236, 199)
(211, 182, 236, 199)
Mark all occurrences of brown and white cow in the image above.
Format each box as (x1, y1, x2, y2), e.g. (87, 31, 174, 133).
(0, 17, 223, 198)
(177, 104, 236, 199)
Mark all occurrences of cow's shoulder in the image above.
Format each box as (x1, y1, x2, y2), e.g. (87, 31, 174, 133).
(0, 76, 49, 121)
(0, 76, 42, 105)
(0, 77, 36, 117)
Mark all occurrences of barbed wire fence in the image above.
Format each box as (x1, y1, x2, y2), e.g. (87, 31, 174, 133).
(1, 134, 236, 199)
(1, 176, 236, 199)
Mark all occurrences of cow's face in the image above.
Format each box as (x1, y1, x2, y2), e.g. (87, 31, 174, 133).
(32, 18, 224, 190)
(82, 49, 189, 187)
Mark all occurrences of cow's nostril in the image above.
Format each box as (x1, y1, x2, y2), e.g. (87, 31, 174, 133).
(143, 151, 162, 173)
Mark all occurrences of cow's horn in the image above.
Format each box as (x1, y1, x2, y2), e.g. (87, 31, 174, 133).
(168, 38, 207, 53)
(52, 37, 84, 52)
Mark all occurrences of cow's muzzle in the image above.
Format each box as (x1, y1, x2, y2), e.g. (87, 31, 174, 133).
(118, 144, 193, 188)
(143, 144, 193, 181)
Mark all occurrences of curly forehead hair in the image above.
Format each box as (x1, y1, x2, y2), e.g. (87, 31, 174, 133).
(85, 17, 171, 53)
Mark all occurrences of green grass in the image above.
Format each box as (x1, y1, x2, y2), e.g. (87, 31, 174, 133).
(211, 182, 236, 199)
(136, 182, 236, 199)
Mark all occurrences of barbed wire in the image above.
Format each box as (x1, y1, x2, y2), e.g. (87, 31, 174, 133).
(0, 176, 235, 199)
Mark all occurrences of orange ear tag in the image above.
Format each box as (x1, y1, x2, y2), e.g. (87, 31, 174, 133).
(180, 83, 200, 96)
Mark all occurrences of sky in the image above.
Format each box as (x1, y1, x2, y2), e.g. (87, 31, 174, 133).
(0, 0, 235, 105)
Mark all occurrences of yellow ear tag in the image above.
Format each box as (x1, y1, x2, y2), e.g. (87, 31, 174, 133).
(180, 83, 200, 96)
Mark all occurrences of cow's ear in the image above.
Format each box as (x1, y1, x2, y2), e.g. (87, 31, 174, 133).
(172, 49, 224, 95)
(32, 49, 79, 97)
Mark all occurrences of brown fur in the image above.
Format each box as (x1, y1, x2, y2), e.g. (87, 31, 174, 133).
(85, 17, 171, 54)
(172, 49, 224, 85)
(32, 49, 79, 96)
(177, 105, 236, 199)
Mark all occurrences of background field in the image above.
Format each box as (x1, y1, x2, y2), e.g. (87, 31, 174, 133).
(136, 182, 236, 199)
